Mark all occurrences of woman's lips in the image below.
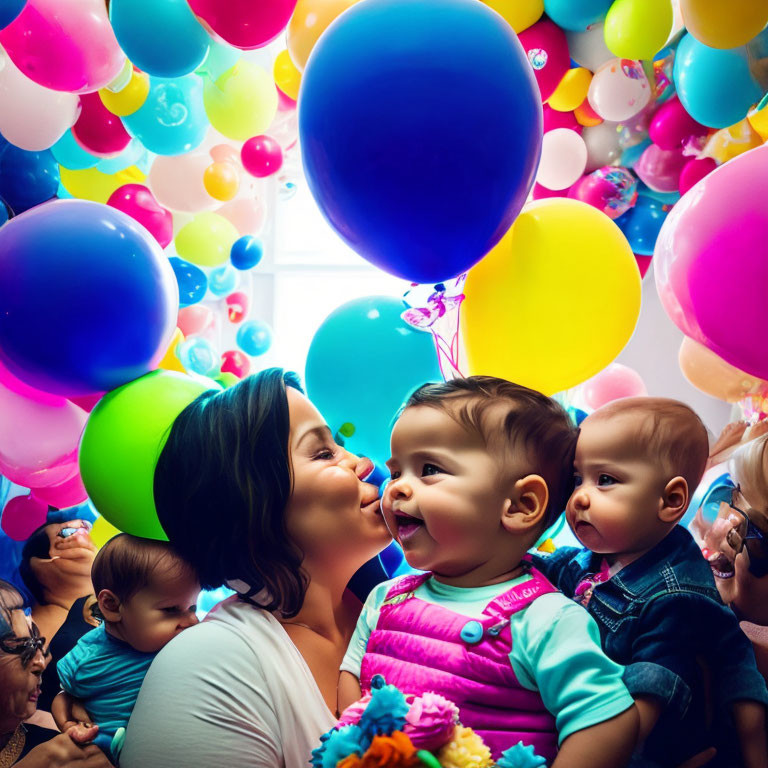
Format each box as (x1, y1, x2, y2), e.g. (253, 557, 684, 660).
(28, 686, 40, 702)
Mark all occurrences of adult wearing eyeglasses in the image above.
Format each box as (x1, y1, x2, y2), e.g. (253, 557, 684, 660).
(0, 580, 110, 767)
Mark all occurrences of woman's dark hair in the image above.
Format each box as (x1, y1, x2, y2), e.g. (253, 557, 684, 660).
(154, 368, 306, 617)
(18, 525, 52, 607)
(0, 579, 24, 641)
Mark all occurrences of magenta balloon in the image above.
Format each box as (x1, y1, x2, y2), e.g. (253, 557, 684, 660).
(569, 166, 637, 219)
(187, 0, 298, 49)
(648, 95, 707, 151)
(542, 104, 582, 134)
(0, 359, 64, 407)
(71, 93, 131, 158)
(518, 19, 570, 102)
(634, 143, 688, 193)
(1, 494, 48, 542)
(31, 472, 88, 508)
(654, 145, 768, 379)
(678, 157, 716, 196)
(0, 0, 125, 93)
(241, 135, 284, 178)
(107, 184, 174, 248)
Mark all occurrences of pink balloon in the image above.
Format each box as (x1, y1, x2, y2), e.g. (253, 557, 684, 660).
(582, 363, 648, 410)
(188, 0, 298, 50)
(277, 87, 296, 111)
(216, 196, 266, 235)
(569, 166, 638, 219)
(1, 494, 48, 542)
(649, 96, 708, 152)
(107, 184, 173, 248)
(635, 254, 652, 278)
(0, 359, 64, 406)
(67, 392, 104, 412)
(0, 0, 125, 93)
(654, 144, 768, 379)
(633, 143, 688, 193)
(532, 182, 566, 200)
(226, 291, 249, 323)
(241, 135, 283, 178)
(31, 472, 88, 509)
(678, 157, 717, 196)
(177, 305, 214, 337)
(71, 92, 131, 157)
(221, 350, 251, 378)
(210, 144, 240, 164)
(518, 19, 570, 102)
(148, 152, 219, 213)
(542, 104, 582, 134)
(0, 383, 87, 488)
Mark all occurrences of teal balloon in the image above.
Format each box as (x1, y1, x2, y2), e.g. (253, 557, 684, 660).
(543, 0, 612, 31)
(305, 296, 442, 467)
(196, 40, 241, 81)
(110, 0, 209, 78)
(96, 140, 144, 174)
(51, 130, 98, 171)
(673, 33, 763, 129)
(123, 75, 207, 156)
(620, 138, 651, 168)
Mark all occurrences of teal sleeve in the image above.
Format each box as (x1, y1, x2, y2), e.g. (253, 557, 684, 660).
(57, 644, 84, 697)
(340, 580, 394, 678)
(509, 593, 635, 744)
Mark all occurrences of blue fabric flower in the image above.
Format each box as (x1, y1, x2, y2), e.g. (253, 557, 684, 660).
(497, 741, 547, 768)
(310, 727, 335, 768)
(321, 726, 368, 768)
(359, 683, 409, 738)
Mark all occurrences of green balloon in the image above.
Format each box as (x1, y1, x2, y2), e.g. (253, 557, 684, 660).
(79, 370, 219, 540)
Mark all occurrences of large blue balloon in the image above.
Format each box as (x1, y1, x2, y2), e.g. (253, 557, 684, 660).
(299, 0, 542, 284)
(123, 74, 207, 156)
(110, 0, 210, 78)
(0, 146, 59, 214)
(673, 33, 763, 129)
(0, 200, 178, 396)
(305, 296, 442, 467)
(615, 194, 668, 256)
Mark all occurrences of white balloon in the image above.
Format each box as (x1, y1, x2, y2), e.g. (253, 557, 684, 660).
(587, 58, 651, 122)
(566, 23, 614, 73)
(0, 51, 79, 151)
(582, 121, 623, 171)
(537, 128, 588, 190)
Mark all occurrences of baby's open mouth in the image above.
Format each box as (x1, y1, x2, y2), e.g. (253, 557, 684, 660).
(708, 551, 735, 580)
(394, 512, 425, 541)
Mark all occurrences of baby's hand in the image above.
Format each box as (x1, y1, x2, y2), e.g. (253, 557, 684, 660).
(66, 722, 99, 744)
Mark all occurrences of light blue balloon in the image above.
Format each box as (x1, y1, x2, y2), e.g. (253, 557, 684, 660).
(96, 140, 144, 174)
(673, 33, 763, 129)
(544, 0, 613, 31)
(197, 40, 241, 81)
(51, 130, 98, 170)
(616, 195, 668, 256)
(0, 200, 8, 226)
(208, 264, 238, 296)
(637, 182, 679, 206)
(177, 337, 219, 376)
(620, 138, 652, 168)
(123, 75, 207, 156)
(110, 0, 209, 78)
(305, 296, 442, 467)
(236, 320, 273, 357)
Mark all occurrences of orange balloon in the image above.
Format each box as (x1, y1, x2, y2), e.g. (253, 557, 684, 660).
(679, 336, 767, 402)
(203, 162, 240, 202)
(287, 0, 360, 71)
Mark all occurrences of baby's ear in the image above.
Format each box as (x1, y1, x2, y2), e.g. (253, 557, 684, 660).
(501, 474, 549, 534)
(659, 476, 689, 524)
(96, 589, 122, 623)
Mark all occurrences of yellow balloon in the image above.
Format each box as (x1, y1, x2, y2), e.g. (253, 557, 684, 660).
(287, 0, 360, 72)
(91, 515, 123, 549)
(274, 49, 302, 101)
(203, 161, 240, 201)
(99, 69, 150, 117)
(480, 0, 543, 33)
(158, 328, 186, 373)
(705, 118, 762, 163)
(59, 165, 146, 203)
(462, 199, 641, 395)
(175, 212, 239, 267)
(203, 61, 278, 141)
(548, 68, 592, 112)
(748, 97, 768, 141)
(681, 0, 768, 49)
(604, 0, 673, 61)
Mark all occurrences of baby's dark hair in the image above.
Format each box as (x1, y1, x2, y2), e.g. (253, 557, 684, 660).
(404, 376, 578, 528)
(91, 534, 195, 604)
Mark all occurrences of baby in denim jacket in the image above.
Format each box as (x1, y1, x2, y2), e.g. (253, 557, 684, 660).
(533, 397, 768, 768)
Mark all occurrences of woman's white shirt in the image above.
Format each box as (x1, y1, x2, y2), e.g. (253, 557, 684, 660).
(119, 596, 336, 768)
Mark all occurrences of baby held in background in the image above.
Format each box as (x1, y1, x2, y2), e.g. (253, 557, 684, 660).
(51, 534, 200, 764)
(339, 376, 639, 768)
(532, 398, 768, 768)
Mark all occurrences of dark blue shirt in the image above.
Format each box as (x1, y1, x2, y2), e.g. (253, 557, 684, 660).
(532, 525, 768, 767)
